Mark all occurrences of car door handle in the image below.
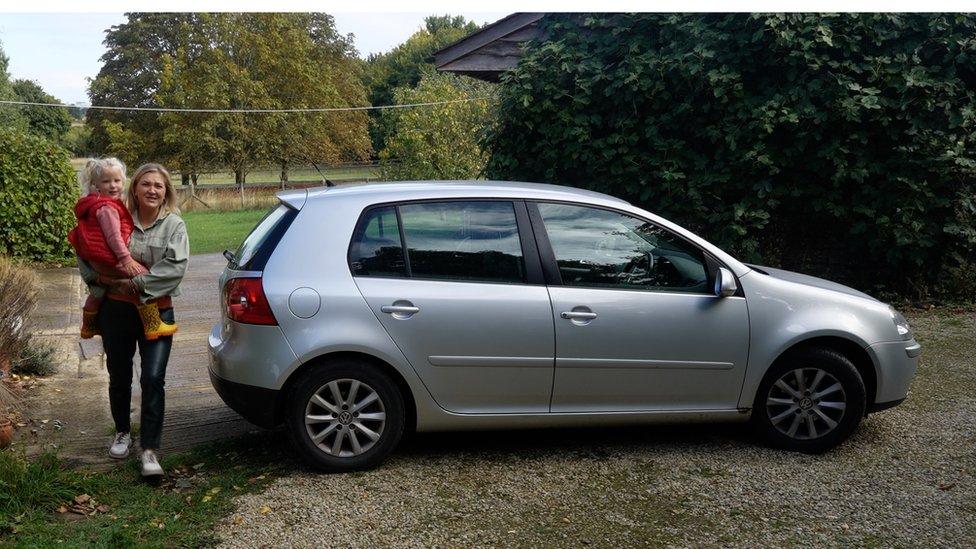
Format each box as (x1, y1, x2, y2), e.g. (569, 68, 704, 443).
(381, 305, 420, 314)
(560, 311, 597, 320)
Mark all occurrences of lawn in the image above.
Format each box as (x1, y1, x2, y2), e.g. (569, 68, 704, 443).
(183, 209, 268, 256)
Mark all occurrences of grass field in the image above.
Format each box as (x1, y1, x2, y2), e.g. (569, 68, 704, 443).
(183, 209, 268, 255)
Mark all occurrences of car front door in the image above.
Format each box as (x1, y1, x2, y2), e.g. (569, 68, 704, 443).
(532, 202, 750, 412)
(351, 200, 555, 414)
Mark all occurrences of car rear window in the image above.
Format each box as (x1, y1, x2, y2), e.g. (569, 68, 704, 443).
(230, 203, 297, 271)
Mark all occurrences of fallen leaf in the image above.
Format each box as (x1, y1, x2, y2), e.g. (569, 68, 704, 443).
(74, 494, 91, 504)
(202, 495, 212, 503)
(939, 482, 956, 490)
(96, 504, 111, 513)
(561, 517, 571, 524)
(41, 419, 49, 424)
(259, 505, 271, 515)
(57, 506, 68, 514)
(208, 487, 221, 495)
(233, 516, 244, 525)
(191, 462, 205, 470)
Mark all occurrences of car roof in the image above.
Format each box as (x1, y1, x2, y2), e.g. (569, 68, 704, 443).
(277, 180, 631, 210)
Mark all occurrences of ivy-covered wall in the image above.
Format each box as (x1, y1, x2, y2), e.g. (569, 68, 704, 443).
(487, 14, 976, 299)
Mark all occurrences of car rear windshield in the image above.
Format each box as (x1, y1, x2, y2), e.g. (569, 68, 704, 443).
(230, 203, 297, 271)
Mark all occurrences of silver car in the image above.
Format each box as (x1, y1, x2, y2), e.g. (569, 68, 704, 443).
(208, 181, 919, 472)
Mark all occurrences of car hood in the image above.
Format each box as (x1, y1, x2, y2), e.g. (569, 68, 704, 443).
(747, 264, 878, 302)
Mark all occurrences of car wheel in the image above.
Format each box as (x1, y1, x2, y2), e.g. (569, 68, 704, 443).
(286, 360, 404, 472)
(752, 347, 866, 454)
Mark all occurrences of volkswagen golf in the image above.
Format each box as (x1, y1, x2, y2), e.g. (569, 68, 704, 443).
(208, 181, 919, 472)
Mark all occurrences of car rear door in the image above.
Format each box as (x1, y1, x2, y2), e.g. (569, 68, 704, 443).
(351, 200, 555, 414)
(531, 201, 750, 412)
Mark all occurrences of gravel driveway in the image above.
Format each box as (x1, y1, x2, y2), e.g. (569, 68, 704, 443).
(216, 310, 975, 547)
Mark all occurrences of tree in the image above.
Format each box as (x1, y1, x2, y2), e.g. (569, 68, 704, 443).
(380, 73, 495, 180)
(11, 79, 72, 141)
(365, 15, 480, 152)
(0, 41, 26, 131)
(487, 14, 976, 298)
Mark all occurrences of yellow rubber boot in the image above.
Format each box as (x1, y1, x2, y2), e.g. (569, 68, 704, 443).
(80, 310, 100, 339)
(137, 302, 178, 341)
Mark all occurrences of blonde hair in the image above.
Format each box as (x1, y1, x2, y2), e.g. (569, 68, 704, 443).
(127, 163, 180, 215)
(79, 157, 126, 194)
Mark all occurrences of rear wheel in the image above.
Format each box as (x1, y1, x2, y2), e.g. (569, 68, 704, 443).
(753, 348, 866, 453)
(286, 360, 404, 472)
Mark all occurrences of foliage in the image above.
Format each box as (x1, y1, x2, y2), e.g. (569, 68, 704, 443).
(487, 14, 976, 297)
(90, 14, 371, 185)
(10, 337, 57, 377)
(63, 124, 93, 157)
(365, 15, 480, 152)
(0, 256, 37, 380)
(11, 79, 73, 141)
(0, 128, 77, 264)
(0, 41, 26, 131)
(380, 73, 496, 180)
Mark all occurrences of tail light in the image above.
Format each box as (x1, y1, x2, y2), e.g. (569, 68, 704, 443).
(224, 277, 277, 325)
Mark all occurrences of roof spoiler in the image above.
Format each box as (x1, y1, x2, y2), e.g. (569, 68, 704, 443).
(276, 188, 308, 210)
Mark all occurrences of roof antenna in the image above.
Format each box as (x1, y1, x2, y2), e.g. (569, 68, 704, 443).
(309, 160, 335, 187)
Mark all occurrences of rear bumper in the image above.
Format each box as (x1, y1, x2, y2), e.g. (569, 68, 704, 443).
(209, 369, 280, 429)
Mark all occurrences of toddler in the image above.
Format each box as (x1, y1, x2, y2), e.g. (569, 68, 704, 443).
(68, 158, 178, 340)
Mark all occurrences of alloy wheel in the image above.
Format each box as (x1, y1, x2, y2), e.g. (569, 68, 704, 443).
(304, 378, 386, 457)
(766, 367, 847, 440)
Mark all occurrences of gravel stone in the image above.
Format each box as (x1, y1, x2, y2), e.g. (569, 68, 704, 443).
(216, 311, 975, 548)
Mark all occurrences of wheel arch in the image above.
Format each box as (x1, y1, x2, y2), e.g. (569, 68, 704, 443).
(768, 335, 878, 409)
(275, 350, 418, 435)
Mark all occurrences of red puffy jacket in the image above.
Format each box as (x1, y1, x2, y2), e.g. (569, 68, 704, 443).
(68, 194, 135, 265)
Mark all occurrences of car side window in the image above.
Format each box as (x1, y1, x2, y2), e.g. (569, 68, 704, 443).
(537, 202, 709, 293)
(399, 201, 526, 284)
(349, 206, 406, 277)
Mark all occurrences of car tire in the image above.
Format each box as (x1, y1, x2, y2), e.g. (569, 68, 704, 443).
(285, 359, 405, 472)
(752, 347, 866, 454)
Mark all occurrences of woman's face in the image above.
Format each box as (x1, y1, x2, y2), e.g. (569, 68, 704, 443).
(134, 171, 167, 211)
(94, 167, 125, 200)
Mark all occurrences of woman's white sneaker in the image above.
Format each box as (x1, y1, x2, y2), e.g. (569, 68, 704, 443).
(108, 432, 131, 459)
(140, 449, 164, 477)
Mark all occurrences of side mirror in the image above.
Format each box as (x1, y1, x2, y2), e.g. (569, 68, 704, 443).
(714, 267, 738, 297)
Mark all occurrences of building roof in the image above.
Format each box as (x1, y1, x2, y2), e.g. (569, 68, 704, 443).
(433, 13, 545, 82)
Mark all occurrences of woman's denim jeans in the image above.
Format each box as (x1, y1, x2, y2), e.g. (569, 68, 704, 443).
(98, 298, 173, 450)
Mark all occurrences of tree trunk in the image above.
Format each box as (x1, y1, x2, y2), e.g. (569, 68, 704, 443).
(181, 173, 190, 186)
(236, 169, 245, 208)
(280, 160, 288, 190)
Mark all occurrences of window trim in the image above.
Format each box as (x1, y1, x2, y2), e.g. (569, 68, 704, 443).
(527, 200, 742, 297)
(347, 198, 544, 286)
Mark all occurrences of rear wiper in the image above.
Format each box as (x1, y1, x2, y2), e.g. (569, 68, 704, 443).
(223, 249, 236, 264)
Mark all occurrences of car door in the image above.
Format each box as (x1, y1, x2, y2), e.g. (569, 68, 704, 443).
(351, 200, 555, 414)
(532, 202, 750, 412)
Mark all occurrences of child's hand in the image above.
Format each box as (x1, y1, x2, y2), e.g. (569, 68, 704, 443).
(117, 259, 147, 277)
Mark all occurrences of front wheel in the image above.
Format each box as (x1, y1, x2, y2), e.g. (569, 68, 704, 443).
(286, 360, 405, 472)
(753, 348, 866, 453)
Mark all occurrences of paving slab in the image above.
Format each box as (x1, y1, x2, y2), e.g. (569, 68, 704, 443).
(15, 254, 260, 468)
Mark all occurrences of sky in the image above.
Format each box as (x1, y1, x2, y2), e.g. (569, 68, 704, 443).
(0, 12, 507, 105)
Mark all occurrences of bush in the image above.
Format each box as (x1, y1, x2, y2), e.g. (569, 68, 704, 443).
(63, 124, 92, 157)
(0, 256, 37, 373)
(10, 337, 56, 377)
(0, 128, 78, 263)
(0, 451, 79, 529)
(487, 14, 976, 299)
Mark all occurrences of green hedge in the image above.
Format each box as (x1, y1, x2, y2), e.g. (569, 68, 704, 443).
(487, 14, 976, 299)
(0, 127, 77, 262)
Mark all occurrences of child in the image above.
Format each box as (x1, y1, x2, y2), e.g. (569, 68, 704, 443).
(68, 158, 178, 341)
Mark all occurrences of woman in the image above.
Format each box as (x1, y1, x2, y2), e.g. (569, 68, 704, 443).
(78, 163, 189, 478)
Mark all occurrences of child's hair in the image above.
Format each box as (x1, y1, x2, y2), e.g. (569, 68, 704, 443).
(79, 157, 127, 194)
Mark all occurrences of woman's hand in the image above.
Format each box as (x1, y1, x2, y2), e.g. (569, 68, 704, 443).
(117, 258, 148, 277)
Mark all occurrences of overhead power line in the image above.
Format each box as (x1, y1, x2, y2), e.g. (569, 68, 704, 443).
(0, 97, 488, 113)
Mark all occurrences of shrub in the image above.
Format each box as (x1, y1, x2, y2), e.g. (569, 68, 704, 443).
(10, 337, 56, 377)
(0, 128, 78, 263)
(0, 256, 37, 373)
(487, 14, 976, 299)
(63, 124, 93, 157)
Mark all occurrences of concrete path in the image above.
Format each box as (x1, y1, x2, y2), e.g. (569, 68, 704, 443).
(20, 254, 258, 468)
